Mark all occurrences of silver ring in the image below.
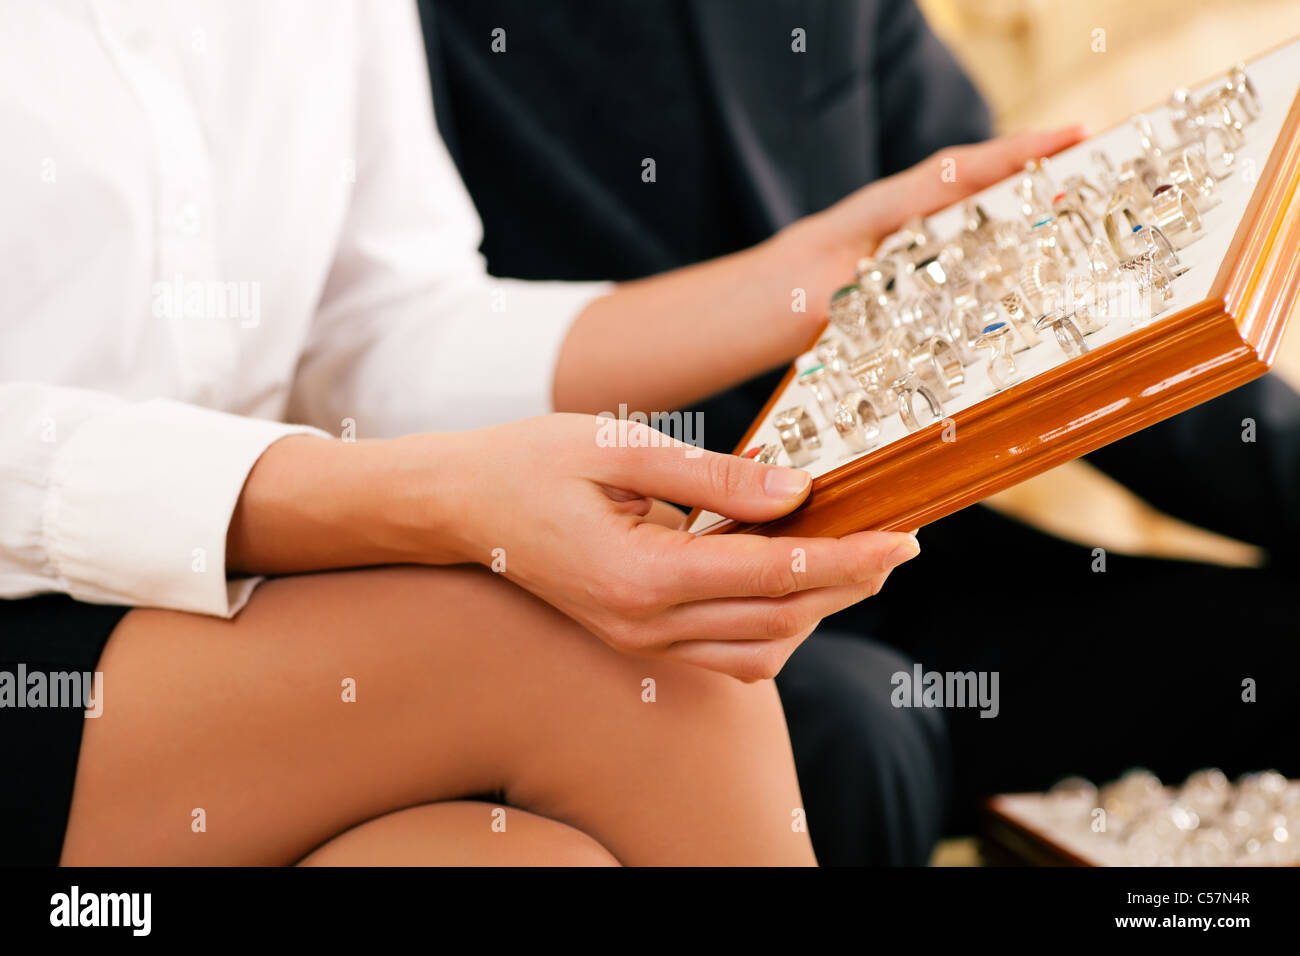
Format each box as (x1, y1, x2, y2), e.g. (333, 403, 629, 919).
(999, 289, 1041, 350)
(1086, 235, 1121, 283)
(1224, 63, 1261, 122)
(843, 390, 881, 442)
(1200, 90, 1244, 136)
(1026, 215, 1078, 269)
(949, 282, 999, 365)
(772, 406, 821, 467)
(909, 335, 964, 401)
(1104, 196, 1146, 261)
(876, 218, 931, 264)
(1060, 172, 1107, 219)
(1202, 71, 1258, 134)
(1128, 250, 1176, 302)
(1022, 158, 1057, 213)
(860, 380, 899, 418)
(964, 200, 994, 234)
(1133, 114, 1169, 175)
(1150, 184, 1203, 248)
(832, 391, 880, 453)
(827, 284, 872, 342)
(899, 290, 950, 342)
(1091, 150, 1118, 193)
(1062, 274, 1107, 334)
(855, 257, 901, 310)
(1054, 203, 1095, 259)
(1167, 88, 1198, 141)
(1195, 118, 1243, 180)
(891, 372, 943, 433)
(911, 247, 965, 292)
(1134, 224, 1184, 276)
(1034, 310, 1089, 358)
(1116, 156, 1161, 210)
(797, 364, 842, 427)
(941, 304, 977, 369)
(742, 443, 781, 465)
(1019, 255, 1066, 316)
(848, 343, 909, 393)
(974, 321, 1018, 391)
(814, 335, 860, 396)
(1117, 250, 1174, 325)
(1166, 144, 1218, 211)
(846, 351, 903, 417)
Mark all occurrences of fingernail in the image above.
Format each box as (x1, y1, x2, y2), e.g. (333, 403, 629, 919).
(763, 467, 811, 498)
(883, 534, 921, 570)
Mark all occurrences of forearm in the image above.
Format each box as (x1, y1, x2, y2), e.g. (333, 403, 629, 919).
(551, 215, 857, 415)
(226, 433, 466, 575)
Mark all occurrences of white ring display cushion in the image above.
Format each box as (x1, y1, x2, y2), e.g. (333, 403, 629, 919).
(689, 39, 1300, 535)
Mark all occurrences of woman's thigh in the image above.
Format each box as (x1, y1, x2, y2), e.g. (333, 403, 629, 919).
(297, 801, 619, 866)
(60, 565, 813, 865)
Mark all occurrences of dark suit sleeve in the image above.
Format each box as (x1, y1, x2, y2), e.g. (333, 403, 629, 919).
(1083, 375, 1300, 559)
(870, 0, 993, 174)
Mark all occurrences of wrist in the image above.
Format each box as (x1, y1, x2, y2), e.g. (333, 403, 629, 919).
(228, 432, 470, 574)
(375, 430, 482, 566)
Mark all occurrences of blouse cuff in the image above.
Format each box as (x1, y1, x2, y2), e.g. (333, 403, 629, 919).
(43, 398, 329, 617)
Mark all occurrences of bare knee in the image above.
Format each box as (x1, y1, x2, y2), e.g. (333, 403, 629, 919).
(297, 801, 621, 867)
(65, 565, 809, 866)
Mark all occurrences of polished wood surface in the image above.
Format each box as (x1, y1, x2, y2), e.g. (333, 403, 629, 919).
(980, 798, 1098, 867)
(694, 66, 1300, 540)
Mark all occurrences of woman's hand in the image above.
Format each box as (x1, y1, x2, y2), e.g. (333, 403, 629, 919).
(229, 421, 914, 681)
(429, 414, 920, 681)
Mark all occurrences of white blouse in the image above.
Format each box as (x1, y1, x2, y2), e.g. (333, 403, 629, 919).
(0, 0, 610, 616)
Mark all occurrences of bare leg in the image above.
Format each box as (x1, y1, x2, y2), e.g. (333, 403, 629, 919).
(297, 801, 619, 866)
(61, 566, 814, 866)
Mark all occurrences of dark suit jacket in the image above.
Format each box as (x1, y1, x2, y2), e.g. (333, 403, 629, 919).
(423, 0, 991, 279)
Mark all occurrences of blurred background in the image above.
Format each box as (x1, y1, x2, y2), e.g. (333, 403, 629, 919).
(912, 0, 1300, 571)
(920, 0, 1300, 132)
(915, 3, 1300, 863)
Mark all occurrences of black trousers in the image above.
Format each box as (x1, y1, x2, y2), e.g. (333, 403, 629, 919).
(725, 373, 1300, 845)
(832, 505, 1300, 833)
(776, 633, 949, 865)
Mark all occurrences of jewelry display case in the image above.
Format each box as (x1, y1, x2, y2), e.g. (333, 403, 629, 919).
(689, 36, 1300, 539)
(982, 770, 1300, 866)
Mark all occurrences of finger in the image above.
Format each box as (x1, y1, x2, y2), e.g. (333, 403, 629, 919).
(646, 575, 890, 648)
(657, 633, 810, 682)
(627, 526, 919, 604)
(590, 420, 814, 523)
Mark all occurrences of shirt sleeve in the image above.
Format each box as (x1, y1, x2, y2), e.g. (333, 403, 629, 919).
(286, 0, 612, 439)
(0, 382, 329, 616)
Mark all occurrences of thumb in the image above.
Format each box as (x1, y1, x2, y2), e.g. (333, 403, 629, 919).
(598, 440, 813, 523)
